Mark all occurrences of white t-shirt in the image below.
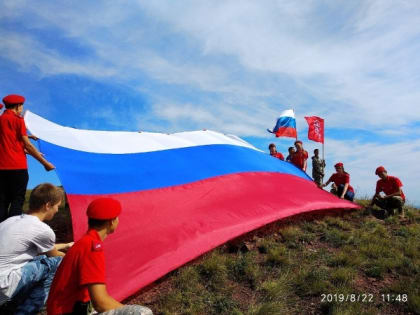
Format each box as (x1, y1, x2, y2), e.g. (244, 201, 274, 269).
(0, 214, 55, 302)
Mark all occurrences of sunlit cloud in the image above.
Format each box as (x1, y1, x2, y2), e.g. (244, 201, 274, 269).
(1, 0, 419, 204)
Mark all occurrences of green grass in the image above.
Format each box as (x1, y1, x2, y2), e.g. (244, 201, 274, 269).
(23, 191, 420, 314)
(125, 200, 420, 314)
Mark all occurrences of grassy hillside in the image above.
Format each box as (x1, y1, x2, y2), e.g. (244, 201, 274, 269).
(125, 202, 420, 315)
(25, 192, 420, 314)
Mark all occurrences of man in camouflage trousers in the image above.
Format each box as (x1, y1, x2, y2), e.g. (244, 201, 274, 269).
(311, 149, 325, 187)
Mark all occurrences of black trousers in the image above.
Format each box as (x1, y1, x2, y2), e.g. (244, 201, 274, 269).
(0, 169, 29, 223)
(372, 196, 404, 215)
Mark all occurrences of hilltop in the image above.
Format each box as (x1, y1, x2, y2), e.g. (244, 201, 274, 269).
(27, 194, 419, 315)
(125, 202, 420, 315)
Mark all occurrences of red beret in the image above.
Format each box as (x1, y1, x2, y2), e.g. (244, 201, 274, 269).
(375, 166, 386, 175)
(2, 94, 25, 106)
(294, 140, 302, 145)
(334, 162, 344, 168)
(86, 198, 122, 219)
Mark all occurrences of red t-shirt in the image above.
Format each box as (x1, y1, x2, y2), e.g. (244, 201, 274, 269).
(291, 150, 308, 170)
(47, 229, 106, 314)
(376, 175, 405, 201)
(271, 152, 284, 161)
(328, 172, 354, 193)
(0, 110, 27, 169)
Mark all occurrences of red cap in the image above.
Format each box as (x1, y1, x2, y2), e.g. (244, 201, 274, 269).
(294, 140, 302, 145)
(0, 104, 3, 109)
(2, 94, 25, 106)
(334, 162, 344, 168)
(375, 166, 386, 175)
(86, 198, 122, 220)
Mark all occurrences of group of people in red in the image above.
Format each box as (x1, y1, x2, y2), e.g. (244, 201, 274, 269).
(0, 93, 407, 314)
(269, 140, 308, 171)
(268, 140, 406, 217)
(0, 95, 152, 314)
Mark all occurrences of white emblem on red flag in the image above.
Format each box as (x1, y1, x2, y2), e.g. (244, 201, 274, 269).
(304, 116, 324, 144)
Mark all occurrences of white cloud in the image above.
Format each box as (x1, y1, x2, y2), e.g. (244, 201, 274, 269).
(137, 0, 420, 129)
(134, 98, 279, 137)
(1, 1, 419, 204)
(0, 31, 117, 78)
(3, 0, 419, 132)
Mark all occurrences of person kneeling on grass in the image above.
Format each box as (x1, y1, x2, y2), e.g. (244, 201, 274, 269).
(47, 198, 153, 315)
(321, 162, 355, 202)
(369, 166, 405, 218)
(0, 183, 72, 314)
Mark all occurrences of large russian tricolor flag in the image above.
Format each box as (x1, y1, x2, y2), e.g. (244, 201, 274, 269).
(267, 109, 297, 138)
(25, 111, 358, 300)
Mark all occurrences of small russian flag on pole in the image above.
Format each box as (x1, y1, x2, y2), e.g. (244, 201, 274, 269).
(267, 109, 297, 139)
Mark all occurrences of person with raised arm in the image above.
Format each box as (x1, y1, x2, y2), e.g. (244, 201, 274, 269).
(0, 94, 55, 223)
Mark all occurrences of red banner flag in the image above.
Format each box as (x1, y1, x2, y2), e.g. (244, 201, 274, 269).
(304, 116, 324, 143)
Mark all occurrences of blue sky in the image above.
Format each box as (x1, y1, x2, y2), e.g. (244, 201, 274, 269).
(1, 0, 419, 205)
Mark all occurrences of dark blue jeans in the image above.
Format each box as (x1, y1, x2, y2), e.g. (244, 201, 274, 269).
(335, 184, 355, 201)
(12, 255, 62, 315)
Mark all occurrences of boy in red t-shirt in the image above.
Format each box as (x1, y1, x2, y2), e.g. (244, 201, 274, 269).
(268, 143, 284, 161)
(0, 94, 55, 222)
(290, 140, 308, 171)
(47, 198, 153, 315)
(369, 166, 405, 217)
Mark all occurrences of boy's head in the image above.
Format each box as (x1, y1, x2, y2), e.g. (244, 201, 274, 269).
(294, 140, 303, 150)
(268, 143, 277, 155)
(334, 162, 344, 173)
(29, 183, 64, 220)
(375, 166, 388, 180)
(288, 146, 295, 154)
(87, 198, 122, 234)
(314, 149, 319, 156)
(2, 94, 25, 114)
